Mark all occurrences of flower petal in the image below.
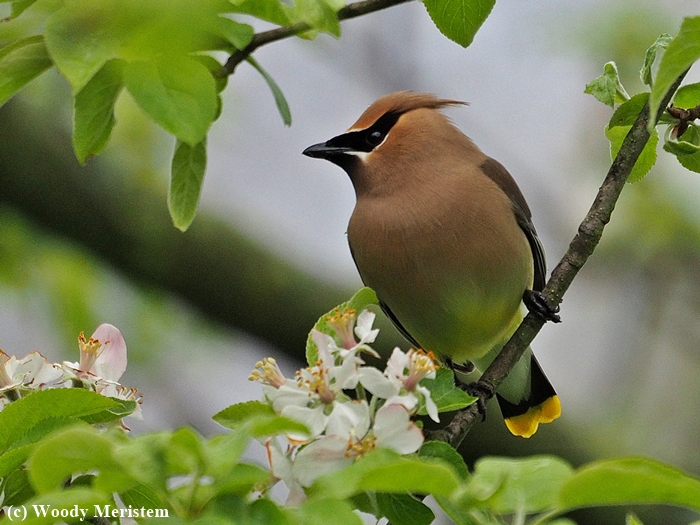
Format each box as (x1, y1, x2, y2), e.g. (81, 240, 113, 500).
(91, 324, 127, 381)
(374, 404, 424, 454)
(293, 436, 352, 486)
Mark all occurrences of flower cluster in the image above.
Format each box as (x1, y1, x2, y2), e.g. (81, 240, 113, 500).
(0, 324, 141, 419)
(249, 308, 439, 503)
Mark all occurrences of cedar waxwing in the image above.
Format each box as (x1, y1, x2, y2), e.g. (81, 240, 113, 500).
(303, 92, 561, 438)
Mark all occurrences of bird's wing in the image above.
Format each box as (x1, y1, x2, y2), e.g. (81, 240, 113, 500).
(479, 158, 547, 291)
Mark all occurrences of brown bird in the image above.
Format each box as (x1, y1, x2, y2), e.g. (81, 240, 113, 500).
(303, 91, 560, 437)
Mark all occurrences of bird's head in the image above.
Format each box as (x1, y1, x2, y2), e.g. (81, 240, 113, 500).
(303, 91, 468, 196)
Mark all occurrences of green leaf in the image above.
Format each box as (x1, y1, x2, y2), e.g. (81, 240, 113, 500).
(294, 498, 364, 525)
(309, 448, 460, 501)
(213, 400, 276, 427)
(640, 33, 672, 87)
(216, 463, 271, 496)
(215, 17, 255, 50)
(663, 123, 700, 156)
(420, 367, 476, 414)
(213, 401, 309, 438)
(0, 389, 124, 454)
(29, 426, 132, 494)
(627, 513, 644, 525)
(1, 467, 35, 506)
(247, 57, 291, 126)
(585, 61, 630, 108)
(169, 139, 207, 232)
(605, 123, 659, 183)
(294, 0, 341, 37)
(11, 0, 41, 17)
(673, 82, 700, 109)
(119, 482, 167, 512)
(73, 59, 124, 163)
(458, 455, 574, 514)
(228, 0, 292, 26)
(376, 492, 435, 525)
(124, 56, 218, 145)
(0, 35, 53, 107)
(608, 93, 650, 129)
(650, 16, 700, 126)
(422, 0, 496, 48)
(44, 2, 124, 92)
(305, 287, 378, 365)
(558, 456, 700, 512)
(419, 440, 470, 480)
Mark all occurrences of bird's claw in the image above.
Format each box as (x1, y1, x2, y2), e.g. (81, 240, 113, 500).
(460, 380, 494, 422)
(523, 289, 561, 323)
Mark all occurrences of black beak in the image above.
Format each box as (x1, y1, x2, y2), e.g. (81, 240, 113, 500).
(302, 141, 354, 159)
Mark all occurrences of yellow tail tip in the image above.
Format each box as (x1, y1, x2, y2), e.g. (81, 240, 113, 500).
(504, 395, 562, 438)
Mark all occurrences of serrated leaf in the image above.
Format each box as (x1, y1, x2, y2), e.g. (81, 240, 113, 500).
(608, 92, 649, 129)
(420, 367, 476, 413)
(605, 123, 658, 183)
(0, 35, 53, 107)
(558, 457, 700, 512)
(650, 16, 700, 126)
(640, 33, 672, 87)
(73, 59, 125, 163)
(124, 56, 217, 145)
(585, 61, 630, 108)
(169, 139, 207, 232)
(422, 0, 495, 48)
(376, 492, 435, 525)
(459, 455, 574, 514)
(673, 82, 700, 109)
(305, 287, 378, 366)
(0, 389, 123, 454)
(247, 57, 291, 126)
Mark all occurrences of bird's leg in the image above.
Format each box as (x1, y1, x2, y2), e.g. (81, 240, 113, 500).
(523, 289, 561, 323)
(461, 380, 494, 422)
(447, 359, 491, 421)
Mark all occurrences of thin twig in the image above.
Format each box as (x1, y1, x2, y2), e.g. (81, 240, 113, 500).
(218, 0, 413, 77)
(427, 69, 690, 449)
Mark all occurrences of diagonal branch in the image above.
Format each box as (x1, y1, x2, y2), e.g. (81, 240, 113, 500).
(427, 69, 690, 449)
(218, 0, 413, 77)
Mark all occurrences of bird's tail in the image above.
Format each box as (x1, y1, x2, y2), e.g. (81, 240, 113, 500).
(496, 352, 560, 438)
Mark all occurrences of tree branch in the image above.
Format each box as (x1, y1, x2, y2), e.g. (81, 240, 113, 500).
(427, 69, 690, 449)
(218, 0, 413, 77)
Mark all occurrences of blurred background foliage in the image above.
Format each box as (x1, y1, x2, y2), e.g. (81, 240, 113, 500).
(1, 1, 700, 523)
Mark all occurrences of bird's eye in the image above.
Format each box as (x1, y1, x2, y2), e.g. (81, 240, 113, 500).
(366, 130, 385, 147)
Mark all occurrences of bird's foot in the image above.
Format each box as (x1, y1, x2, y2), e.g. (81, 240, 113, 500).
(445, 357, 475, 375)
(459, 380, 494, 422)
(523, 289, 561, 323)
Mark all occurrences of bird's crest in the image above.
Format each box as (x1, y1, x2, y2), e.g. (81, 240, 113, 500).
(348, 91, 467, 131)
